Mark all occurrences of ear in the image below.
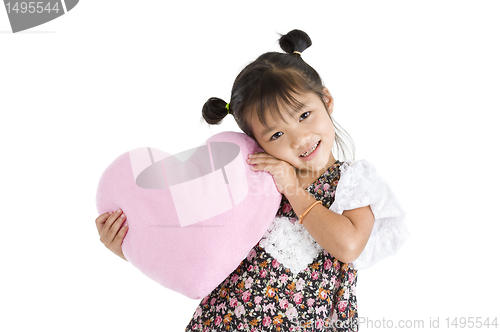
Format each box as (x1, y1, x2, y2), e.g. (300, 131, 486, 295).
(322, 87, 334, 115)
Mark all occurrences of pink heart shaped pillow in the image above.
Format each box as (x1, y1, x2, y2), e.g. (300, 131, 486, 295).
(96, 131, 281, 299)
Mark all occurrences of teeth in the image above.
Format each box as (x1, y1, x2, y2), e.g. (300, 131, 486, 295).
(300, 141, 319, 157)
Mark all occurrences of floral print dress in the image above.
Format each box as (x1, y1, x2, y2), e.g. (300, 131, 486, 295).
(185, 160, 358, 331)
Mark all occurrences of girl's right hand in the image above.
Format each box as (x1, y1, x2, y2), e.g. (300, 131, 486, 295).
(95, 209, 129, 261)
(247, 152, 299, 195)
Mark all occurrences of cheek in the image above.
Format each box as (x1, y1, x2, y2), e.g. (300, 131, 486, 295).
(322, 124, 336, 148)
(266, 145, 285, 159)
(320, 121, 336, 139)
(263, 142, 292, 161)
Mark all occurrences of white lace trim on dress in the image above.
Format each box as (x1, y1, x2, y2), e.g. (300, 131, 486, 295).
(259, 217, 323, 275)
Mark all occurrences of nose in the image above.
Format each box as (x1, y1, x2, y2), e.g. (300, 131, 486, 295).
(290, 130, 311, 150)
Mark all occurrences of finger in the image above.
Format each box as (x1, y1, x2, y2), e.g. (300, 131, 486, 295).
(250, 155, 286, 167)
(248, 152, 277, 160)
(111, 220, 129, 246)
(247, 156, 280, 167)
(248, 162, 268, 171)
(109, 213, 127, 244)
(249, 151, 270, 156)
(101, 209, 123, 238)
(263, 164, 283, 175)
(95, 212, 111, 233)
(251, 163, 280, 174)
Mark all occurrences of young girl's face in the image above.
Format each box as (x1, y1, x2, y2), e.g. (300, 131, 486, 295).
(249, 88, 337, 181)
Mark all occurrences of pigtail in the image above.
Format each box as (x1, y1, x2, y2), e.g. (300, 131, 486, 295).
(279, 29, 312, 55)
(202, 97, 230, 125)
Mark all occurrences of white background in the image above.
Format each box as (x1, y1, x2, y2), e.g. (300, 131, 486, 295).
(1, 1, 499, 331)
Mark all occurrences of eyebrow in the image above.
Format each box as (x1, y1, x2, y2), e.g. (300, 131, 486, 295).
(259, 103, 307, 138)
(260, 125, 278, 138)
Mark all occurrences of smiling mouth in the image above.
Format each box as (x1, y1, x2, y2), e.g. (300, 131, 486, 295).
(300, 141, 320, 157)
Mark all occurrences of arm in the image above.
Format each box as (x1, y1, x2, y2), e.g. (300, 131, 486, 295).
(247, 152, 375, 263)
(284, 186, 374, 263)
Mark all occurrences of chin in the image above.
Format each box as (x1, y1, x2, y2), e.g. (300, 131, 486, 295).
(300, 162, 327, 174)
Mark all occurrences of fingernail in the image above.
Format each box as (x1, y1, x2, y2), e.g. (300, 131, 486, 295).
(117, 209, 122, 213)
(124, 222, 128, 227)
(120, 214, 125, 219)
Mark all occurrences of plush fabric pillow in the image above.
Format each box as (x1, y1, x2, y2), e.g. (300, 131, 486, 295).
(96, 131, 282, 299)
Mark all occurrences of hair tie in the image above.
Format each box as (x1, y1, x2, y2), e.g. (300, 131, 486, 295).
(293, 51, 302, 56)
(225, 103, 230, 114)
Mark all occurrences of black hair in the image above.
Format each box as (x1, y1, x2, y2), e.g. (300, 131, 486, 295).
(202, 29, 354, 161)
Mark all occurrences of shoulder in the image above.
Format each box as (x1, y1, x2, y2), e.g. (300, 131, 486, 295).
(334, 160, 410, 269)
(334, 159, 386, 212)
(339, 159, 379, 179)
(334, 159, 406, 218)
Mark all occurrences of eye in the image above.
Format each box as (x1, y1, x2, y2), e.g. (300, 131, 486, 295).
(299, 111, 310, 121)
(270, 132, 283, 141)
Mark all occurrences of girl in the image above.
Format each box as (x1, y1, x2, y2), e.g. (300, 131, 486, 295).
(96, 30, 407, 331)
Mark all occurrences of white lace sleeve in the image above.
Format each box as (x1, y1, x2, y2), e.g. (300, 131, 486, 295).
(330, 160, 410, 269)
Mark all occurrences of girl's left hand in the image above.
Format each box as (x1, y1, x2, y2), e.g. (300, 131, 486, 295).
(247, 152, 299, 194)
(95, 209, 129, 261)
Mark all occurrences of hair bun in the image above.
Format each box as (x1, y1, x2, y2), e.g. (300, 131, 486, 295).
(202, 97, 229, 125)
(279, 29, 312, 55)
